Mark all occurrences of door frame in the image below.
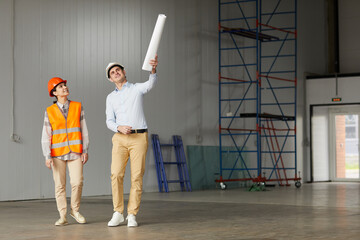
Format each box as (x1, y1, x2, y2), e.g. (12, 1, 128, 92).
(310, 103, 360, 182)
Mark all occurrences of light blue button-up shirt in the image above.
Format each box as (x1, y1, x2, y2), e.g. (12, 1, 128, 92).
(106, 74, 157, 133)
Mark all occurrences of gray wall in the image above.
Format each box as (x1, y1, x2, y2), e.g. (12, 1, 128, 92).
(0, 0, 328, 200)
(298, 0, 328, 182)
(339, 0, 360, 73)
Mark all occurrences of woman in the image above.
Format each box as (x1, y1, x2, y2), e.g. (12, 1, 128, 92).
(41, 77, 89, 226)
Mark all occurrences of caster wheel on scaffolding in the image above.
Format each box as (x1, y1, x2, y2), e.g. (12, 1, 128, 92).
(220, 182, 227, 190)
(295, 181, 301, 188)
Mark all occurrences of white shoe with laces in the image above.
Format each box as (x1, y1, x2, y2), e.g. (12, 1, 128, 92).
(126, 214, 138, 227)
(108, 212, 124, 227)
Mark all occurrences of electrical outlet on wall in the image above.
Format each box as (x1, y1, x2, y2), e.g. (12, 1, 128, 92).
(196, 135, 202, 144)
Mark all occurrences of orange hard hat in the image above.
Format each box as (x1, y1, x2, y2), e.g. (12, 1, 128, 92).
(48, 77, 67, 97)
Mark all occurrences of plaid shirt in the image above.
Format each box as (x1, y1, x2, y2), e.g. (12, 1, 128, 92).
(41, 100, 89, 160)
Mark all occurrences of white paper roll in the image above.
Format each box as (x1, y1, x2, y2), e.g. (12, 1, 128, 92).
(142, 14, 167, 71)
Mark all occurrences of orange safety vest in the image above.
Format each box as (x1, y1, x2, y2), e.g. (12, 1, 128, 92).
(46, 101, 83, 157)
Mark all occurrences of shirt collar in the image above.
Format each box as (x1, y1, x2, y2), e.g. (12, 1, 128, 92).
(57, 100, 69, 108)
(115, 82, 129, 92)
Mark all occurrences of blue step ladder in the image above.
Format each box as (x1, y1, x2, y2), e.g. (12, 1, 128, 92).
(151, 134, 192, 192)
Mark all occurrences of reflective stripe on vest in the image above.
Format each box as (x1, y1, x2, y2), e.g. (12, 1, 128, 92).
(46, 101, 83, 157)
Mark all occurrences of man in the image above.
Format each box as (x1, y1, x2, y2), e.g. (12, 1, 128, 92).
(105, 56, 158, 227)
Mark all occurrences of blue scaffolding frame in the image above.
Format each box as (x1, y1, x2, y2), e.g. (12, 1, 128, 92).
(217, 0, 300, 189)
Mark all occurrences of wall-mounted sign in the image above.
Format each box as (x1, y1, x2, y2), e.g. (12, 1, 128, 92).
(332, 98, 342, 102)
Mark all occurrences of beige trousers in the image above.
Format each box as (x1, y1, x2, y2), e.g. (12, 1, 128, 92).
(111, 132, 148, 215)
(52, 158, 84, 217)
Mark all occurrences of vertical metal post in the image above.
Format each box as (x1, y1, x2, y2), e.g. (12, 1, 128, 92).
(294, 0, 298, 179)
(218, 0, 223, 180)
(334, 0, 339, 73)
(257, 0, 261, 177)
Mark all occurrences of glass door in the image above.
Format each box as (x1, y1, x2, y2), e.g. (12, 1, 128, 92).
(330, 111, 360, 181)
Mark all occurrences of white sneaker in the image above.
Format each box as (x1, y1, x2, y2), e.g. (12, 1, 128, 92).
(126, 214, 138, 227)
(107, 212, 124, 227)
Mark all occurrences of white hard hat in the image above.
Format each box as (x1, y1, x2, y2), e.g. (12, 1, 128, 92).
(106, 62, 124, 80)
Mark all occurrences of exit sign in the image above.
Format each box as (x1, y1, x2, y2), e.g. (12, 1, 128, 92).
(332, 98, 342, 102)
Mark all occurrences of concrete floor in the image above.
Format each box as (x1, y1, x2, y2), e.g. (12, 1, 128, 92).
(1, 182, 360, 240)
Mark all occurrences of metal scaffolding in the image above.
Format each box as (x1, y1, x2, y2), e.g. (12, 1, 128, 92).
(217, 0, 300, 189)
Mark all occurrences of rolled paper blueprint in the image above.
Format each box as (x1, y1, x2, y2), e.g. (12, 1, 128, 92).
(142, 14, 167, 71)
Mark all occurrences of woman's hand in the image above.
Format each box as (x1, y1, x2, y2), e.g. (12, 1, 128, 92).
(81, 153, 88, 165)
(45, 158, 53, 169)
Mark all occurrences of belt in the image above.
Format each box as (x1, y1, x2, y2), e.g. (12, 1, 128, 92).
(130, 129, 148, 134)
